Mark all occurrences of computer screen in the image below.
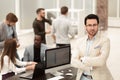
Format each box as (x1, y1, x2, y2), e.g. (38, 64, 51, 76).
(45, 46, 71, 69)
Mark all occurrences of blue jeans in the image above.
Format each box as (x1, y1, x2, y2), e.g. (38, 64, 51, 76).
(80, 75, 93, 80)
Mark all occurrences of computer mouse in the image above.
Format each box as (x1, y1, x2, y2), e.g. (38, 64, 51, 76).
(65, 73, 73, 76)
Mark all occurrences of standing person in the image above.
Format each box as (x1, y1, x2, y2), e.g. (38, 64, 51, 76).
(71, 14, 113, 80)
(52, 6, 74, 47)
(0, 39, 36, 80)
(33, 8, 52, 44)
(23, 34, 47, 64)
(0, 13, 20, 59)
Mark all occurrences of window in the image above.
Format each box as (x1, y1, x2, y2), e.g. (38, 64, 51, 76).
(108, 0, 117, 17)
(59, 0, 71, 8)
(74, 0, 83, 9)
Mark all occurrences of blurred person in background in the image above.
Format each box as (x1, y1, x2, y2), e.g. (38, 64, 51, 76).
(52, 6, 74, 47)
(33, 8, 52, 44)
(0, 13, 20, 59)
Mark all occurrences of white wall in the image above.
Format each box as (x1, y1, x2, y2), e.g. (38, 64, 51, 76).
(20, 0, 39, 29)
(0, 0, 15, 21)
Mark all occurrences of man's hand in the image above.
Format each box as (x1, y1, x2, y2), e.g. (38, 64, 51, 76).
(81, 57, 93, 71)
(16, 42, 20, 48)
(45, 29, 51, 34)
(81, 57, 87, 63)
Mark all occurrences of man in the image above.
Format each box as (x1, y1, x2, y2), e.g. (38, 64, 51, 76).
(0, 13, 20, 59)
(52, 6, 74, 47)
(23, 34, 47, 64)
(71, 14, 113, 80)
(33, 8, 52, 44)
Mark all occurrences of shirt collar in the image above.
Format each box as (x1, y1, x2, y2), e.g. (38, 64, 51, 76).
(60, 15, 67, 18)
(86, 32, 99, 41)
(87, 35, 96, 41)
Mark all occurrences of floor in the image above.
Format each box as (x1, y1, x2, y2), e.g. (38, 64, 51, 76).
(17, 27, 120, 80)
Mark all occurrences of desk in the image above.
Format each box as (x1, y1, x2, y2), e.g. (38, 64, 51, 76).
(7, 67, 77, 80)
(57, 67, 77, 80)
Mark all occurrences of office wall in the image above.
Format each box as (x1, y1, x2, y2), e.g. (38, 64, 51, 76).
(119, 1, 120, 17)
(38, 0, 56, 9)
(20, 0, 57, 29)
(108, 0, 117, 17)
(0, 0, 15, 21)
(20, 0, 38, 29)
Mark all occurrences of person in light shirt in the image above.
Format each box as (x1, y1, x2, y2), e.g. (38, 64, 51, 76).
(52, 6, 74, 47)
(0, 39, 37, 80)
(71, 14, 113, 80)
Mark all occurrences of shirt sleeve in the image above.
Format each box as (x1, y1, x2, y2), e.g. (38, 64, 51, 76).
(15, 58, 27, 66)
(71, 40, 91, 71)
(4, 56, 27, 74)
(51, 20, 56, 35)
(23, 47, 29, 61)
(68, 21, 74, 37)
(44, 18, 52, 25)
(0, 25, 5, 49)
(12, 26, 19, 41)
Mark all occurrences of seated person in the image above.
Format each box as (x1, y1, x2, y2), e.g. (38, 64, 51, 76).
(23, 34, 47, 64)
(0, 39, 37, 80)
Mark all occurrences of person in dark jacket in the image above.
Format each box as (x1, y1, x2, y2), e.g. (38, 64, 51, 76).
(33, 8, 52, 44)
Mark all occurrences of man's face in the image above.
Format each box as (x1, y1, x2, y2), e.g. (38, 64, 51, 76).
(7, 22, 16, 27)
(34, 35, 41, 47)
(39, 10, 45, 18)
(85, 19, 98, 38)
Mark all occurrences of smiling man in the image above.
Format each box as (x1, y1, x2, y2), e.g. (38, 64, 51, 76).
(71, 14, 113, 80)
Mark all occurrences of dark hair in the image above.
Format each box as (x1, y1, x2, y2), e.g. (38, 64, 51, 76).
(6, 13, 18, 22)
(36, 8, 45, 14)
(61, 6, 68, 15)
(84, 14, 99, 25)
(35, 33, 42, 38)
(1, 39, 17, 69)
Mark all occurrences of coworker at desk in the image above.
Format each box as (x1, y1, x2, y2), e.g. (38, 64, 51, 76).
(71, 14, 113, 80)
(0, 39, 36, 80)
(23, 34, 47, 63)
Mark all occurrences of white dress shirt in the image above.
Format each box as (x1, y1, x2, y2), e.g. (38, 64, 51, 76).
(52, 15, 74, 44)
(83, 37, 95, 75)
(1, 55, 27, 75)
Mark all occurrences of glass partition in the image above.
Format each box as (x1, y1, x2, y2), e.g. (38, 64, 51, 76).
(0, 0, 15, 21)
(39, 0, 57, 9)
(85, 0, 93, 14)
(119, 1, 120, 17)
(108, 0, 117, 17)
(59, 0, 71, 8)
(74, 0, 83, 9)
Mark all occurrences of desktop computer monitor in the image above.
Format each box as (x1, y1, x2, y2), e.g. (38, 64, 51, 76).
(45, 46, 71, 69)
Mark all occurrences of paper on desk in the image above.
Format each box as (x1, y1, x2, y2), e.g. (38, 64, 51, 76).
(47, 76, 64, 80)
